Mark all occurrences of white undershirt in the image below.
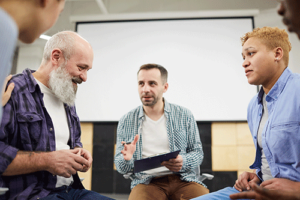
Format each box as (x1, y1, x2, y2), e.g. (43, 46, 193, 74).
(142, 114, 172, 176)
(35, 79, 73, 187)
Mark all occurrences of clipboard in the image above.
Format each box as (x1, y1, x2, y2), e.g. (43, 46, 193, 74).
(134, 150, 181, 173)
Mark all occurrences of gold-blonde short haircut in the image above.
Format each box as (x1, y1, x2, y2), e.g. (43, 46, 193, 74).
(241, 27, 292, 66)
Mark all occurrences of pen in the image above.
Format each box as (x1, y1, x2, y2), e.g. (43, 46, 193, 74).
(122, 142, 131, 146)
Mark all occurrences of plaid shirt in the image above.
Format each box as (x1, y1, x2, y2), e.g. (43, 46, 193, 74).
(114, 100, 205, 189)
(0, 69, 83, 200)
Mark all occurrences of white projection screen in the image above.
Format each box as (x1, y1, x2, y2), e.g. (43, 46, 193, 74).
(76, 17, 257, 122)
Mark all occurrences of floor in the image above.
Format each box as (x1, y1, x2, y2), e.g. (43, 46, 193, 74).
(100, 193, 129, 200)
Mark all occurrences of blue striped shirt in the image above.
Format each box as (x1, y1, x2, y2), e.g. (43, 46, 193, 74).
(114, 100, 205, 189)
(0, 7, 18, 121)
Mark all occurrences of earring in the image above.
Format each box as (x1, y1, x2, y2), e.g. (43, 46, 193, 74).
(275, 58, 278, 62)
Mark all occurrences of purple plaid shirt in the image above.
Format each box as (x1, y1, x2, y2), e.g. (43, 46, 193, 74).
(0, 69, 83, 200)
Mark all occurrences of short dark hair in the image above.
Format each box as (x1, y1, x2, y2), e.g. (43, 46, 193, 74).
(137, 63, 168, 83)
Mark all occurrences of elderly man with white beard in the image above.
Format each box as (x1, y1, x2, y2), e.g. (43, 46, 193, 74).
(0, 31, 113, 200)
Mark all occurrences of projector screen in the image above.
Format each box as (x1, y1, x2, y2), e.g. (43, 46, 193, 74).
(76, 17, 257, 121)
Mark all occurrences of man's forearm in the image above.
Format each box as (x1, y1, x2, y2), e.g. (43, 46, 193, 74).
(2, 151, 49, 176)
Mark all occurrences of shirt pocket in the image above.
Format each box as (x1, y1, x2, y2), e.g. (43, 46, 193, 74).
(269, 121, 300, 164)
(17, 113, 43, 147)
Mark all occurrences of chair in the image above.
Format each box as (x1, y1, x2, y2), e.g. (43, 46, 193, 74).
(195, 165, 214, 182)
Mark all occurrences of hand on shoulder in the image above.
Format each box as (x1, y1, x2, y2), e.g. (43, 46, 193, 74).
(2, 75, 14, 106)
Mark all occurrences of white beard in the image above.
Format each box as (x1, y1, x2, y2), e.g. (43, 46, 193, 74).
(48, 65, 77, 106)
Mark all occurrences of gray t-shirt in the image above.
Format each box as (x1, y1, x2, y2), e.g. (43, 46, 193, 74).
(257, 93, 273, 181)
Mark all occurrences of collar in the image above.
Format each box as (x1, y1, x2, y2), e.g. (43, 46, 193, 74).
(138, 98, 170, 119)
(23, 68, 39, 93)
(257, 67, 292, 104)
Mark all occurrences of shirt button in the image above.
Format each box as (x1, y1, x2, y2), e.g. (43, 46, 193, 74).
(49, 128, 53, 131)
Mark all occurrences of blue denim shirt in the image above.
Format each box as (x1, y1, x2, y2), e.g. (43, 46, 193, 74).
(248, 67, 300, 182)
(114, 100, 205, 189)
(0, 69, 83, 200)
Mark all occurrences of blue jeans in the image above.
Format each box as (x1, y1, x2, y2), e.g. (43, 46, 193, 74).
(40, 185, 114, 200)
(191, 187, 249, 200)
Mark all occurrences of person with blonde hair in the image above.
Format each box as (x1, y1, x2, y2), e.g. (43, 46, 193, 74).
(192, 26, 300, 200)
(230, 1, 300, 199)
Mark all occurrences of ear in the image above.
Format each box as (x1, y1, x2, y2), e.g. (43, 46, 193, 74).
(274, 47, 284, 62)
(51, 48, 65, 66)
(163, 82, 169, 93)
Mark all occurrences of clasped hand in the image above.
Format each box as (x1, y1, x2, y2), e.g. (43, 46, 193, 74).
(46, 148, 92, 178)
(230, 178, 300, 200)
(234, 171, 261, 192)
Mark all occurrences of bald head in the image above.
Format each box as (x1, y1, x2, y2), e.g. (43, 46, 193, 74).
(42, 31, 92, 64)
(36, 31, 93, 105)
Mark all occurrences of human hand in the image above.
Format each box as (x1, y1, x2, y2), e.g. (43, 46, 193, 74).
(230, 181, 300, 200)
(121, 135, 139, 161)
(161, 155, 183, 172)
(45, 149, 89, 178)
(234, 171, 260, 192)
(75, 147, 93, 172)
(2, 75, 14, 106)
(260, 178, 300, 192)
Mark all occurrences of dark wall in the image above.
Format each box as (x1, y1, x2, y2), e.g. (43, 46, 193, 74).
(92, 122, 237, 194)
